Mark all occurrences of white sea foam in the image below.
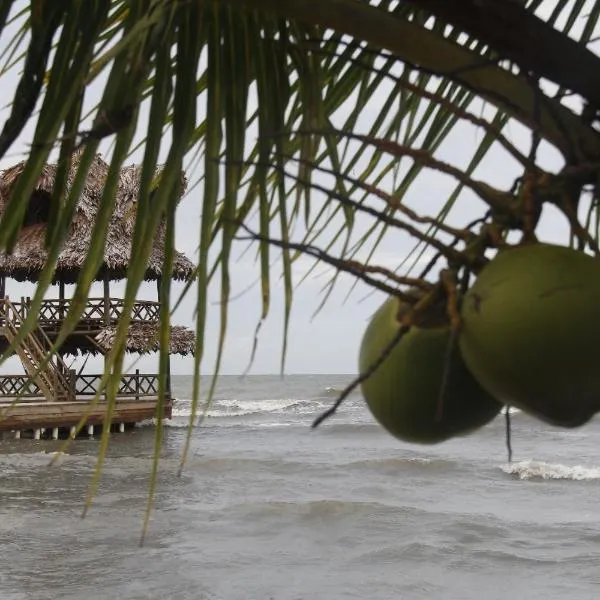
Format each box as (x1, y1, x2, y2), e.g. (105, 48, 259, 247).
(501, 460, 600, 481)
(172, 397, 305, 419)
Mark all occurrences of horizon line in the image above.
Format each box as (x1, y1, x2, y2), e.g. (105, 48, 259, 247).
(171, 372, 356, 377)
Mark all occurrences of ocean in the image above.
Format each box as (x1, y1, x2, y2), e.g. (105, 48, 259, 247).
(1, 374, 600, 599)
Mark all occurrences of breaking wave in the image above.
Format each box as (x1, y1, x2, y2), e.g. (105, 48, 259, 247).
(169, 396, 335, 420)
(501, 460, 600, 481)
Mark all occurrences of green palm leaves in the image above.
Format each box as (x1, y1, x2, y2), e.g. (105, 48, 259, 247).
(2, 0, 600, 538)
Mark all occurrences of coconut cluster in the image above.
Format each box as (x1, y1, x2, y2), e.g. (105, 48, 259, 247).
(359, 242, 600, 444)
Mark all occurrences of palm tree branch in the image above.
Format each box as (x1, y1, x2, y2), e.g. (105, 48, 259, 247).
(216, 0, 600, 159)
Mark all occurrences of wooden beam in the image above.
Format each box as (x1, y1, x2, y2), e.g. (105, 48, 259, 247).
(156, 276, 172, 397)
(103, 275, 110, 326)
(0, 398, 172, 431)
(58, 279, 65, 321)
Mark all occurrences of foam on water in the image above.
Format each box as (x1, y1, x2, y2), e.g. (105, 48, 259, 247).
(171, 397, 324, 418)
(501, 460, 600, 481)
(323, 386, 343, 396)
(211, 397, 304, 417)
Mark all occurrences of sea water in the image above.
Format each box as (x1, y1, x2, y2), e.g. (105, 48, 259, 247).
(1, 374, 600, 599)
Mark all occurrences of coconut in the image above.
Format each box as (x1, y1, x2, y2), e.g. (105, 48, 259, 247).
(359, 296, 502, 444)
(459, 242, 600, 427)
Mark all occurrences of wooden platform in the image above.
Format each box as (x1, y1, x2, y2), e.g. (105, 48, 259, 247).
(0, 397, 172, 434)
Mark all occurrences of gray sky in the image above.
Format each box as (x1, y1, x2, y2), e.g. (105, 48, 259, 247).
(0, 2, 585, 375)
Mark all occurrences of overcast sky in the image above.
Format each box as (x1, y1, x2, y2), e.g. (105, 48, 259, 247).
(0, 2, 588, 376)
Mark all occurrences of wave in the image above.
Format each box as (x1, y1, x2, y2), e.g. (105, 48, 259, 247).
(171, 397, 319, 419)
(148, 415, 314, 430)
(501, 460, 600, 481)
(323, 386, 342, 397)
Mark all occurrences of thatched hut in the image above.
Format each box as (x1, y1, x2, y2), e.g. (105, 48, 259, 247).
(0, 152, 196, 425)
(0, 151, 194, 284)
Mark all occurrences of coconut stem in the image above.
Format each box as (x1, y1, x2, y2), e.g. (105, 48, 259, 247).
(435, 270, 463, 422)
(558, 195, 600, 255)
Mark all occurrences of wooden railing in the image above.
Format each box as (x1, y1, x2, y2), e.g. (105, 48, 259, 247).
(0, 372, 161, 401)
(6, 297, 160, 330)
(0, 374, 42, 398)
(76, 372, 160, 399)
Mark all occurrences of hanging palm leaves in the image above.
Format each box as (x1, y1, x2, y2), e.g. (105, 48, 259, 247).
(2, 0, 600, 534)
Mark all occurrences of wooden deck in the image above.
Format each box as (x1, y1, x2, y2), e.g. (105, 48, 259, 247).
(0, 372, 172, 436)
(4, 297, 160, 333)
(0, 397, 172, 433)
(0, 297, 174, 438)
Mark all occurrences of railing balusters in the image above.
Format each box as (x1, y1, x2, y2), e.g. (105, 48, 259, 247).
(0, 372, 160, 401)
(8, 297, 161, 329)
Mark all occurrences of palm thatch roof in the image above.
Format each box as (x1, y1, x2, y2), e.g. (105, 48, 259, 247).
(94, 324, 195, 356)
(0, 323, 195, 357)
(0, 152, 195, 283)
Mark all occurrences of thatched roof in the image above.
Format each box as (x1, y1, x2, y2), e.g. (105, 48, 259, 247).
(0, 324, 195, 357)
(0, 152, 195, 283)
(94, 324, 195, 355)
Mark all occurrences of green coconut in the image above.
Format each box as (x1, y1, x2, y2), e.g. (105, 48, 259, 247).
(460, 242, 600, 428)
(359, 296, 502, 444)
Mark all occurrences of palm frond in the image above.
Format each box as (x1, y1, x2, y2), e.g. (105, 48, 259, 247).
(2, 0, 600, 535)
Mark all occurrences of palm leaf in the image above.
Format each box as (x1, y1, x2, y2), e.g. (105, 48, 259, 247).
(2, 0, 600, 535)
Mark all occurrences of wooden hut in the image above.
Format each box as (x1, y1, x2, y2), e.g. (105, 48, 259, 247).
(0, 152, 195, 439)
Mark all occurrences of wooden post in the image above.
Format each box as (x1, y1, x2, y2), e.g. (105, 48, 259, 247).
(156, 277, 172, 399)
(0, 276, 5, 325)
(103, 275, 110, 325)
(103, 275, 110, 375)
(135, 368, 140, 401)
(166, 360, 172, 400)
(59, 279, 65, 320)
(69, 369, 77, 400)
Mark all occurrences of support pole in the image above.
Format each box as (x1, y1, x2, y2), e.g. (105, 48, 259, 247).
(103, 275, 110, 326)
(156, 277, 172, 399)
(103, 275, 110, 376)
(59, 279, 65, 319)
(0, 275, 5, 326)
(167, 354, 172, 400)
